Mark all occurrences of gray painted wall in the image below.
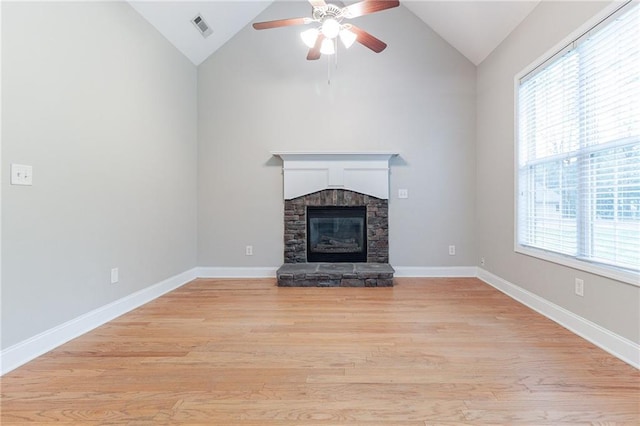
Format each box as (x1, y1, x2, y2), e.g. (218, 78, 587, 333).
(5, 0, 634, 361)
(476, 1, 640, 343)
(197, 2, 477, 268)
(1, 2, 198, 349)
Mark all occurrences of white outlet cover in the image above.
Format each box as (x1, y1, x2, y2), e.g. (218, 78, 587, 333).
(111, 268, 119, 284)
(398, 189, 408, 199)
(11, 164, 33, 185)
(575, 278, 584, 296)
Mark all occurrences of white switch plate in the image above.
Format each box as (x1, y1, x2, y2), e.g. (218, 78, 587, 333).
(11, 164, 33, 185)
(398, 189, 408, 199)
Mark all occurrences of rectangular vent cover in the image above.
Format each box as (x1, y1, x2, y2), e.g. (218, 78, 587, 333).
(192, 14, 213, 38)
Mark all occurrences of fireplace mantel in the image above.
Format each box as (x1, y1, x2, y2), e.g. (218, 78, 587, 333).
(272, 152, 398, 200)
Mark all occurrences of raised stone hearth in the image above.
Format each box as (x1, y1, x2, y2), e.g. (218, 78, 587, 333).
(277, 263, 395, 287)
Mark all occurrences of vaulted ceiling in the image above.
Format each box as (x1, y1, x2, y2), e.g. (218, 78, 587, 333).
(129, 1, 540, 66)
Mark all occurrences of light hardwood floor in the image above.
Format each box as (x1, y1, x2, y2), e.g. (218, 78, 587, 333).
(1, 278, 638, 425)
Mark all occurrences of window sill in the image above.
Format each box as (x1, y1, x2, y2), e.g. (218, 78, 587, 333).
(515, 245, 640, 287)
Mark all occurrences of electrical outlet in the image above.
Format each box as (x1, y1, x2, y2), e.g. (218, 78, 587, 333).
(398, 189, 408, 199)
(449, 245, 456, 255)
(480, 257, 485, 266)
(111, 267, 119, 284)
(245, 245, 253, 256)
(11, 164, 33, 185)
(574, 278, 584, 296)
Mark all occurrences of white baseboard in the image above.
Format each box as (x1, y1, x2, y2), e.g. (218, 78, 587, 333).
(196, 266, 478, 279)
(0, 268, 198, 376)
(393, 266, 477, 277)
(196, 266, 278, 278)
(477, 268, 640, 369)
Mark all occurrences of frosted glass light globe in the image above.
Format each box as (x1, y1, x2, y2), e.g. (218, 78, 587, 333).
(301, 28, 319, 48)
(321, 18, 340, 39)
(320, 38, 335, 55)
(339, 28, 357, 48)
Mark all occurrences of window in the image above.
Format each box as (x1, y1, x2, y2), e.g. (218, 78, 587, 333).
(516, 2, 640, 284)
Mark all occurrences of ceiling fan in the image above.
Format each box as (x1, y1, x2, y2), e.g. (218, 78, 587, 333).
(252, 0, 400, 60)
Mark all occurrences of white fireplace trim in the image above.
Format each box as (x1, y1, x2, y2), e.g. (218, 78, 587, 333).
(271, 152, 398, 200)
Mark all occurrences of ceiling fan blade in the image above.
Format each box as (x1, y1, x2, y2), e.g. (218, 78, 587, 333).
(350, 25, 387, 53)
(253, 17, 309, 30)
(307, 34, 324, 60)
(344, 0, 400, 19)
(308, 0, 327, 7)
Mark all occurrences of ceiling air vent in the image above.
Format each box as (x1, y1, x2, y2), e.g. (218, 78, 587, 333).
(192, 14, 213, 38)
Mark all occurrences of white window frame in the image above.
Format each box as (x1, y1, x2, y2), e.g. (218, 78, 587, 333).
(514, 1, 640, 287)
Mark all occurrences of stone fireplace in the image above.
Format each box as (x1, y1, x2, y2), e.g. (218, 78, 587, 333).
(284, 189, 388, 264)
(272, 152, 396, 287)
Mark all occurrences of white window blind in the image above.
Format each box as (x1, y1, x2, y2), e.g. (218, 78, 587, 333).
(517, 2, 640, 279)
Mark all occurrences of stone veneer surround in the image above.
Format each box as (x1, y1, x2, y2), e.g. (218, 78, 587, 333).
(284, 189, 389, 263)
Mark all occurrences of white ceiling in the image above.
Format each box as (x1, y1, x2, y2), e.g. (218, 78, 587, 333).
(128, 1, 272, 65)
(129, 0, 540, 66)
(403, 1, 540, 65)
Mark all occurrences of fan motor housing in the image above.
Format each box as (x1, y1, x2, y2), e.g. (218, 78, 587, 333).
(312, 4, 344, 22)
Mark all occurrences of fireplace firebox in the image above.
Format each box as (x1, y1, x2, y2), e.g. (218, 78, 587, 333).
(306, 206, 367, 262)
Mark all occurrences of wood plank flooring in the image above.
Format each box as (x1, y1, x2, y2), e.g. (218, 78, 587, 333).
(1, 278, 638, 425)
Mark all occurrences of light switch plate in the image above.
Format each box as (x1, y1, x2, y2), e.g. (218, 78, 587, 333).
(11, 164, 33, 185)
(398, 189, 408, 199)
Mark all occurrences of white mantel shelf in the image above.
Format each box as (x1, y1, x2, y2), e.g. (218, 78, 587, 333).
(272, 152, 398, 200)
(272, 152, 398, 160)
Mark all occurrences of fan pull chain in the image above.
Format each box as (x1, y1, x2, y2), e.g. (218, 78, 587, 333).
(327, 51, 331, 85)
(327, 39, 338, 85)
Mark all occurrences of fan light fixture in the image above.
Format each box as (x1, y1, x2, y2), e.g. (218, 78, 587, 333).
(300, 21, 356, 55)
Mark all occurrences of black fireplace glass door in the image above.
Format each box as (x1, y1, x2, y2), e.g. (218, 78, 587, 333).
(307, 206, 367, 262)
